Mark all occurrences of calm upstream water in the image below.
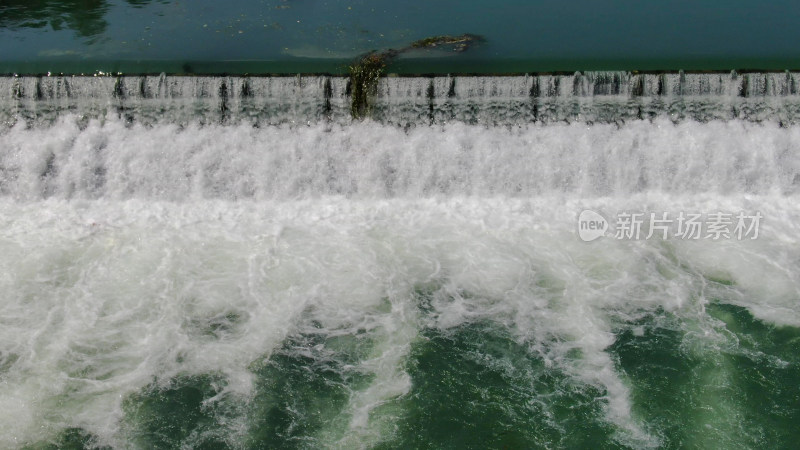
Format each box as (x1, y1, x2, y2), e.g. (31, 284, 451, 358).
(3, 0, 800, 73)
(0, 74, 799, 448)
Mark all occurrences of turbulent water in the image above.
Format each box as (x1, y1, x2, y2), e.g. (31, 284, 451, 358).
(1, 74, 799, 449)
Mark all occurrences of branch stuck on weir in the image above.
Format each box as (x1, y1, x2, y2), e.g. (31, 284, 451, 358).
(348, 34, 485, 119)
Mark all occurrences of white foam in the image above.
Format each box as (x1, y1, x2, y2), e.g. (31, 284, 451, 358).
(0, 193, 797, 446)
(1, 116, 800, 446)
(2, 117, 800, 201)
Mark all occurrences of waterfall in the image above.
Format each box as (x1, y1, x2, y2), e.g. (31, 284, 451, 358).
(1, 70, 799, 450)
(3, 72, 800, 127)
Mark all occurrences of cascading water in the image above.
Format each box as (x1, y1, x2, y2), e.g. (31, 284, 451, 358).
(0, 73, 799, 449)
(3, 71, 800, 127)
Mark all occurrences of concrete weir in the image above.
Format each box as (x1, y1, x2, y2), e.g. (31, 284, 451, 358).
(2, 71, 800, 126)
